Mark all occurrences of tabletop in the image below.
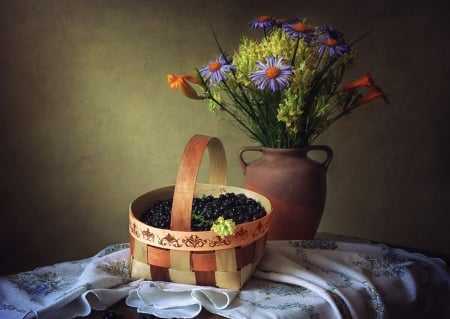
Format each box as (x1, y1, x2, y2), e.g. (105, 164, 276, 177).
(84, 302, 222, 319)
(2, 233, 449, 319)
(83, 232, 447, 319)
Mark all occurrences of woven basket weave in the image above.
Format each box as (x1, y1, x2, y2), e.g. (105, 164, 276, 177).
(129, 135, 272, 289)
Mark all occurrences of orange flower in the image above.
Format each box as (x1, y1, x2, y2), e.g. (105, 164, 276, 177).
(340, 73, 374, 91)
(340, 73, 390, 107)
(354, 86, 389, 107)
(167, 74, 202, 100)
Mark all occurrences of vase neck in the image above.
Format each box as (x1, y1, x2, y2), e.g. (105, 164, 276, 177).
(258, 145, 333, 171)
(239, 144, 333, 173)
(259, 147, 310, 156)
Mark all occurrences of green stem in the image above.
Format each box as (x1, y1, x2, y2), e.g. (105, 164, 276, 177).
(210, 26, 261, 122)
(208, 95, 258, 140)
(192, 210, 213, 228)
(290, 38, 300, 66)
(349, 30, 373, 47)
(222, 81, 258, 120)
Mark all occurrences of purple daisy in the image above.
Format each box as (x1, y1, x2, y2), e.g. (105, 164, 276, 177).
(282, 19, 314, 42)
(248, 15, 277, 31)
(250, 56, 293, 92)
(199, 55, 235, 86)
(316, 25, 350, 57)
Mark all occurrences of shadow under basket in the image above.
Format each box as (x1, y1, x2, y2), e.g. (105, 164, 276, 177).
(129, 135, 272, 290)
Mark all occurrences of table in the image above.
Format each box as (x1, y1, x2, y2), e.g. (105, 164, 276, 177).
(84, 302, 222, 318)
(79, 233, 450, 319)
(2, 233, 449, 319)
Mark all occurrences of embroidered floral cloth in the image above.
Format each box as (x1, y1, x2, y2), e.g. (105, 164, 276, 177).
(1, 239, 449, 319)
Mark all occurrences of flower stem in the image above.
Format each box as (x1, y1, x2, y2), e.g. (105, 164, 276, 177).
(290, 38, 300, 66)
(208, 94, 258, 139)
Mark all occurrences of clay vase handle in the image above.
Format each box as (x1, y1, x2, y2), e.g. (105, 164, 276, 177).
(307, 145, 333, 172)
(171, 135, 227, 231)
(238, 146, 265, 175)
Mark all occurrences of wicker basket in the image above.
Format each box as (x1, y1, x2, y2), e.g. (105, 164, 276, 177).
(129, 135, 272, 289)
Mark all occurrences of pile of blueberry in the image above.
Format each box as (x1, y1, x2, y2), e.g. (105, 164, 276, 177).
(139, 192, 266, 231)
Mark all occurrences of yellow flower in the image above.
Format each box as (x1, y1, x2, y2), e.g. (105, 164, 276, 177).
(167, 17, 386, 148)
(211, 216, 236, 239)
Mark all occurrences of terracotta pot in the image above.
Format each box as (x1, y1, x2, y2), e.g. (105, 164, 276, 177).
(238, 145, 332, 240)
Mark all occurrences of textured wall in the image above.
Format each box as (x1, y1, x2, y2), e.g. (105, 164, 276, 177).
(1, 0, 449, 275)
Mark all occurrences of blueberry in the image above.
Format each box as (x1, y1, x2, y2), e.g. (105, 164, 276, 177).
(140, 193, 266, 230)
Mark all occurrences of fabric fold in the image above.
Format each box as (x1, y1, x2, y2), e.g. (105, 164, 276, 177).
(0, 243, 138, 319)
(191, 287, 239, 310)
(126, 288, 202, 319)
(125, 281, 239, 319)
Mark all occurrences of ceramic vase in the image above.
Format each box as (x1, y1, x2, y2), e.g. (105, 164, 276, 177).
(238, 145, 332, 240)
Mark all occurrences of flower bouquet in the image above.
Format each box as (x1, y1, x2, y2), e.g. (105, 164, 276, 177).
(168, 15, 389, 148)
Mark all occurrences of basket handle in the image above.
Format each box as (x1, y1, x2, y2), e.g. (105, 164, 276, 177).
(171, 135, 227, 231)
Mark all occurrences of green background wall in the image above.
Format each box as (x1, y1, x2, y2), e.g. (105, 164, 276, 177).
(1, 0, 449, 275)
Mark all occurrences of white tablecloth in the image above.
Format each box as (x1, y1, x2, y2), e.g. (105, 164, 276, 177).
(1, 239, 449, 319)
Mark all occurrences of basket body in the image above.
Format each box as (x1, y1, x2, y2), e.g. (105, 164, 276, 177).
(129, 135, 272, 289)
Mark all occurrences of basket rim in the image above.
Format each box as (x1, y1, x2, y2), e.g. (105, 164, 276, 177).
(129, 183, 272, 251)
